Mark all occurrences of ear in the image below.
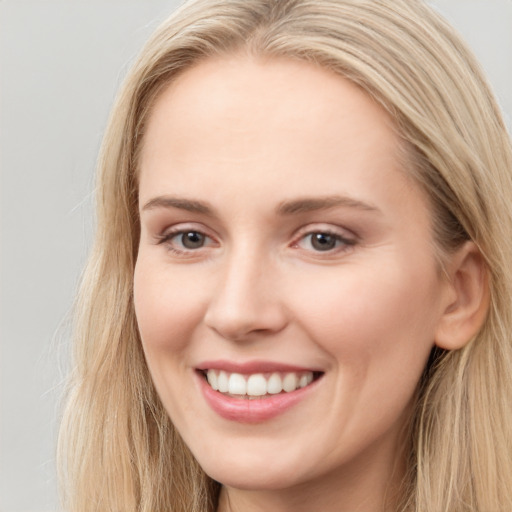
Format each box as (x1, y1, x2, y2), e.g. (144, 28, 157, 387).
(435, 241, 490, 350)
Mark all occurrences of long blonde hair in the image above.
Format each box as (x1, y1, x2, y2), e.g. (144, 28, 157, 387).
(58, 1, 512, 510)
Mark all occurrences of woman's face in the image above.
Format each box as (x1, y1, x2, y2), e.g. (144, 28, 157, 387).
(134, 56, 452, 494)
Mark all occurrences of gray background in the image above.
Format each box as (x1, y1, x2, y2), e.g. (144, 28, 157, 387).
(1, 1, 511, 511)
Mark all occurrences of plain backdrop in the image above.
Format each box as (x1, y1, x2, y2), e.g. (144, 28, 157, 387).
(0, 1, 511, 511)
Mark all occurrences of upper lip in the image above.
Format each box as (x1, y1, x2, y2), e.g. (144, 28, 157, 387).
(195, 360, 323, 374)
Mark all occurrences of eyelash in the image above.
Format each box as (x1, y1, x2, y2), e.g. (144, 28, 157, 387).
(292, 229, 356, 254)
(156, 228, 217, 256)
(156, 226, 356, 256)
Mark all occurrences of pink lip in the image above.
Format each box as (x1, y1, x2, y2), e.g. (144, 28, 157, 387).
(195, 367, 322, 424)
(196, 359, 321, 374)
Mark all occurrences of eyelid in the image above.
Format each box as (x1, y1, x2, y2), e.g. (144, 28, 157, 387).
(292, 223, 357, 242)
(291, 224, 358, 253)
(155, 223, 219, 253)
(156, 221, 215, 239)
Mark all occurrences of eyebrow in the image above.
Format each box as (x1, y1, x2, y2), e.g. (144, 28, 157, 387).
(141, 194, 380, 216)
(141, 196, 214, 214)
(276, 195, 380, 215)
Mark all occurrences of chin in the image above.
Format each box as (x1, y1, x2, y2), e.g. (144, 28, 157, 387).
(197, 452, 310, 491)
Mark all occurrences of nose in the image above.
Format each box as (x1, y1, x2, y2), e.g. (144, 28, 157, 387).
(204, 248, 288, 342)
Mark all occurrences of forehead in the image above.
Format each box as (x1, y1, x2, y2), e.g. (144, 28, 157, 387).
(141, 55, 398, 162)
(138, 55, 425, 224)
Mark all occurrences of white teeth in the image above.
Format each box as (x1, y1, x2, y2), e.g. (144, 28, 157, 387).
(217, 371, 229, 393)
(247, 374, 267, 396)
(207, 369, 218, 390)
(228, 373, 247, 395)
(283, 373, 298, 392)
(299, 373, 313, 388)
(205, 370, 316, 397)
(267, 373, 283, 394)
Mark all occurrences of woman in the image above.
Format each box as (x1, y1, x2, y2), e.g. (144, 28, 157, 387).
(58, 0, 512, 511)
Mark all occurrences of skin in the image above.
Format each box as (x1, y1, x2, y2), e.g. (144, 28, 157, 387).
(134, 55, 469, 512)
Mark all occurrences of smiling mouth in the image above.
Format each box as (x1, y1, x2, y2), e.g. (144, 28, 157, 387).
(200, 369, 324, 399)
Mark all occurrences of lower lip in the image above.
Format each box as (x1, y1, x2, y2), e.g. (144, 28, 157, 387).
(196, 372, 321, 424)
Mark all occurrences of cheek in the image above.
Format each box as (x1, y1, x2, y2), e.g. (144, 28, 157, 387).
(284, 261, 440, 452)
(133, 257, 206, 355)
(288, 258, 440, 380)
(133, 257, 211, 418)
